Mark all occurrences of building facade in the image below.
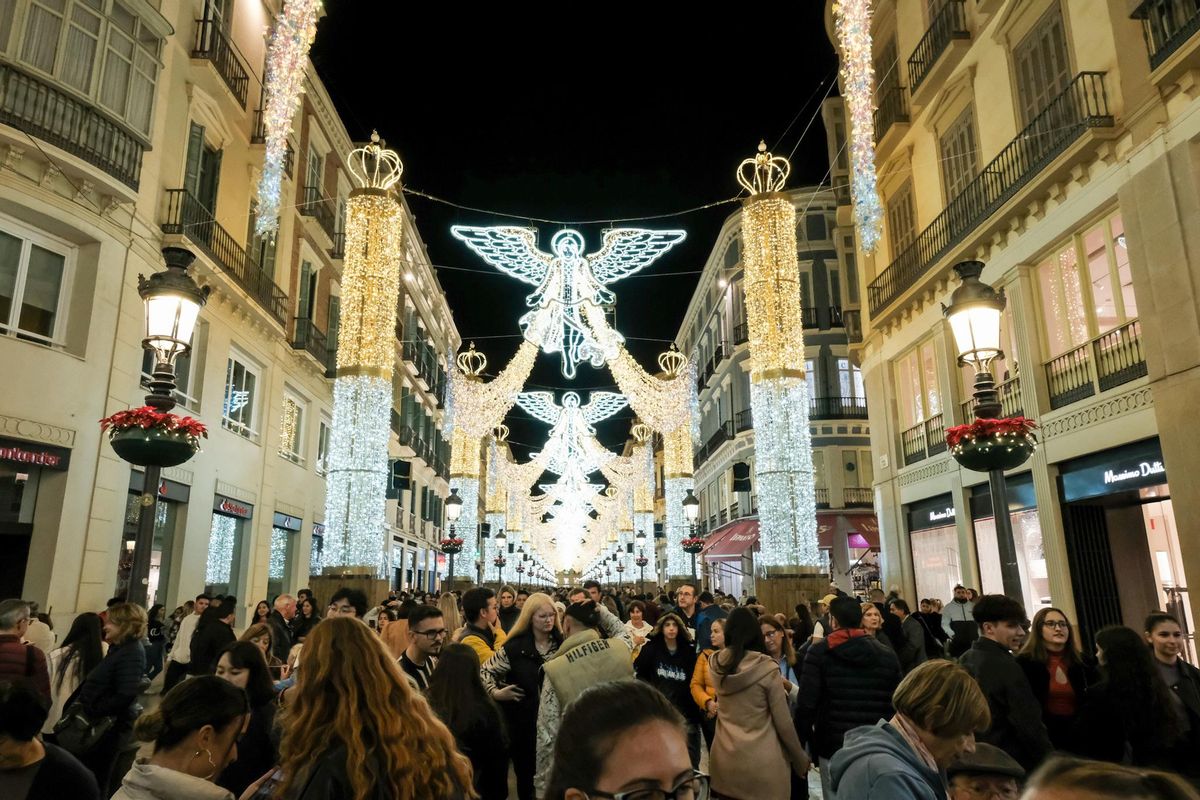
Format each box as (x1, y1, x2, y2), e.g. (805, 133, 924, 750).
(0, 0, 457, 625)
(824, 0, 1200, 648)
(674, 188, 879, 598)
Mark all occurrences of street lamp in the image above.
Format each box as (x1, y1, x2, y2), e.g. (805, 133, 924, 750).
(127, 247, 208, 607)
(682, 488, 701, 581)
(943, 260, 1034, 601)
(444, 488, 463, 583)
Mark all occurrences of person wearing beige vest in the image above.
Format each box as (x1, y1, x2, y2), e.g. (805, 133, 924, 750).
(534, 600, 634, 796)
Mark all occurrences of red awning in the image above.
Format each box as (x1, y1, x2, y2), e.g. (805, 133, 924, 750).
(701, 519, 760, 560)
(817, 513, 880, 549)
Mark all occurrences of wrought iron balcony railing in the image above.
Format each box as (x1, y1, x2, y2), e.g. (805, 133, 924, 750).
(299, 186, 337, 240)
(1045, 319, 1147, 410)
(0, 62, 145, 189)
(732, 321, 749, 345)
(960, 375, 1023, 421)
(735, 408, 753, 432)
(908, 0, 970, 92)
(901, 413, 947, 466)
(192, 19, 249, 106)
(868, 72, 1114, 316)
(874, 84, 910, 139)
(292, 318, 333, 375)
(810, 396, 869, 420)
(1132, 0, 1200, 70)
(330, 231, 345, 259)
(161, 189, 287, 325)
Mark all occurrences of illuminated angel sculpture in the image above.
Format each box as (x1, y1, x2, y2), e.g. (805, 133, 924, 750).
(516, 390, 627, 475)
(451, 226, 687, 378)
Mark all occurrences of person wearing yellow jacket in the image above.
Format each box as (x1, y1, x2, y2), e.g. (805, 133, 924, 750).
(459, 588, 508, 664)
(690, 616, 725, 749)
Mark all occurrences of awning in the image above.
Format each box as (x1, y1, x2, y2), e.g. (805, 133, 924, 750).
(817, 513, 880, 549)
(701, 519, 759, 560)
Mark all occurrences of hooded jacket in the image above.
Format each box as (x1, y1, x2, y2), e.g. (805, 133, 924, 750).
(110, 761, 234, 800)
(634, 635, 700, 722)
(828, 721, 947, 800)
(796, 628, 901, 760)
(709, 650, 808, 799)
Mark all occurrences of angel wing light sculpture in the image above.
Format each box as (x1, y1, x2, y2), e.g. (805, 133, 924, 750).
(451, 226, 687, 378)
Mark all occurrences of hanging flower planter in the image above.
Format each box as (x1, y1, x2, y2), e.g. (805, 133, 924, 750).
(681, 537, 704, 554)
(635, 556, 649, 568)
(100, 406, 206, 468)
(946, 417, 1038, 473)
(440, 537, 464, 554)
(493, 557, 507, 568)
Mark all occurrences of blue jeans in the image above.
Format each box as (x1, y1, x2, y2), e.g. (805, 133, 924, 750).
(144, 641, 165, 680)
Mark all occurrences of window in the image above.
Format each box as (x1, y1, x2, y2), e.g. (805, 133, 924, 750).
(326, 294, 340, 354)
(799, 272, 812, 311)
(875, 39, 899, 96)
(0, 222, 70, 344)
(279, 391, 305, 463)
(723, 236, 739, 268)
(843, 236, 859, 304)
(222, 352, 259, 438)
(317, 415, 331, 475)
(306, 144, 323, 195)
(806, 214, 826, 241)
(184, 122, 221, 212)
(813, 450, 826, 490)
(895, 341, 941, 427)
(805, 357, 817, 398)
(247, 211, 277, 278)
(829, 268, 841, 308)
(297, 260, 316, 322)
(859, 449, 874, 486)
(838, 358, 864, 399)
(887, 181, 916, 257)
(141, 345, 197, 408)
(1014, 3, 1071, 126)
(940, 106, 978, 200)
(1037, 211, 1134, 358)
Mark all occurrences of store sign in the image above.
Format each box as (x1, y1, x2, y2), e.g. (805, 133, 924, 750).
(313, 522, 326, 537)
(128, 471, 190, 503)
(273, 512, 302, 531)
(928, 508, 955, 522)
(213, 495, 254, 519)
(0, 437, 70, 470)
(907, 494, 957, 532)
(1061, 438, 1167, 503)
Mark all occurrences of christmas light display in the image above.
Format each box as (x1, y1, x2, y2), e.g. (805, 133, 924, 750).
(269, 527, 288, 580)
(278, 396, 299, 459)
(206, 514, 237, 586)
(254, 0, 321, 235)
(452, 226, 687, 378)
(833, 0, 883, 251)
(736, 144, 820, 569)
(447, 342, 540, 439)
(322, 135, 404, 575)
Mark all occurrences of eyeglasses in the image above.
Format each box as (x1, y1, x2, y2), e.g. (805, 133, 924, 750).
(587, 772, 709, 800)
(1041, 620, 1070, 630)
(413, 628, 448, 639)
(762, 630, 779, 638)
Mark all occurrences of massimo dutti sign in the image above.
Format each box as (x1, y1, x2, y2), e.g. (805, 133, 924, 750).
(1061, 438, 1168, 503)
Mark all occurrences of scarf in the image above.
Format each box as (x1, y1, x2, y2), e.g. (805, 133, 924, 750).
(889, 713, 951, 800)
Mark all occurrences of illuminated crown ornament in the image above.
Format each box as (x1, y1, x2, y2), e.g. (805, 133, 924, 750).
(657, 345, 688, 378)
(348, 131, 404, 192)
(456, 342, 488, 378)
(493, 424, 509, 442)
(630, 421, 653, 444)
(737, 140, 791, 196)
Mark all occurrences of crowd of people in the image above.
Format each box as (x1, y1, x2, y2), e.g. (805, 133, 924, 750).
(1, 579, 1199, 799)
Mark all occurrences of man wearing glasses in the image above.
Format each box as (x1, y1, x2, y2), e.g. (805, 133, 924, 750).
(400, 605, 446, 690)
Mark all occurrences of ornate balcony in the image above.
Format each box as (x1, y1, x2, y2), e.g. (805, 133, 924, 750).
(0, 62, 145, 189)
(192, 19, 249, 106)
(292, 318, 334, 377)
(1045, 319, 1146, 410)
(1132, 0, 1200, 70)
(874, 84, 910, 143)
(843, 487, 873, 508)
(809, 396, 869, 420)
(299, 186, 337, 242)
(735, 409, 753, 432)
(900, 413, 947, 466)
(908, 0, 970, 93)
(960, 375, 1023, 421)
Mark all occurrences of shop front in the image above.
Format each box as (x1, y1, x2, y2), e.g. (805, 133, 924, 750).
(310, 522, 325, 577)
(701, 518, 758, 597)
(969, 474, 1050, 617)
(206, 495, 253, 600)
(118, 471, 190, 607)
(269, 512, 301, 600)
(818, 513, 880, 593)
(1058, 438, 1189, 652)
(906, 494, 961, 606)
(0, 437, 70, 597)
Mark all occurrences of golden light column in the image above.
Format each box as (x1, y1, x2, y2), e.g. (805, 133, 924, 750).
(323, 133, 405, 573)
(738, 141, 820, 569)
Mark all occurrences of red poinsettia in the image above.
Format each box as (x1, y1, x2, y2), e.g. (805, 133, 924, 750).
(681, 536, 705, 551)
(99, 406, 208, 442)
(635, 556, 649, 567)
(440, 537, 464, 550)
(945, 416, 1038, 449)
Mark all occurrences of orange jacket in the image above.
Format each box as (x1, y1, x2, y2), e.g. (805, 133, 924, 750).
(691, 647, 717, 712)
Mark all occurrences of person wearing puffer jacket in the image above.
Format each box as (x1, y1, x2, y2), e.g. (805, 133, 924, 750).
(709, 608, 809, 799)
(829, 660, 990, 800)
(110, 676, 249, 800)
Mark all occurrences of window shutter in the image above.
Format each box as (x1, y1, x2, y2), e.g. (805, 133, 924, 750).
(184, 122, 204, 196)
(298, 261, 312, 320)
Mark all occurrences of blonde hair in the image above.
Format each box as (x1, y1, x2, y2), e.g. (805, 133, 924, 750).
(380, 617, 408, 659)
(276, 618, 472, 800)
(893, 660, 990, 737)
(1027, 756, 1200, 800)
(438, 594, 462, 633)
(507, 592, 561, 639)
(106, 602, 148, 644)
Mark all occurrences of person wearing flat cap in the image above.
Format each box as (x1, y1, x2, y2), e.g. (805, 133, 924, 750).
(947, 742, 1025, 800)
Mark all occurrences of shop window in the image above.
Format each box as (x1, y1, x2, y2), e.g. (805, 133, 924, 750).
(316, 415, 331, 475)
(310, 528, 324, 576)
(278, 391, 305, 464)
(222, 352, 259, 439)
(911, 525, 961, 605)
(205, 512, 245, 597)
(975, 510, 1050, 614)
(268, 525, 295, 599)
(895, 340, 942, 427)
(887, 180, 916, 257)
(0, 223, 71, 346)
(939, 105, 978, 201)
(1037, 210, 1136, 358)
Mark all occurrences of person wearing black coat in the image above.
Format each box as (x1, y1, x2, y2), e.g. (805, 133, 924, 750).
(188, 605, 236, 676)
(795, 597, 901, 770)
(887, 599, 928, 675)
(1014, 607, 1096, 753)
(633, 612, 701, 768)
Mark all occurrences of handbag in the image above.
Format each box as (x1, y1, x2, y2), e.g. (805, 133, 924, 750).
(52, 682, 115, 756)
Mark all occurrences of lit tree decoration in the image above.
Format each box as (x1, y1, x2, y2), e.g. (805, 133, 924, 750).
(322, 133, 404, 575)
(254, 0, 321, 236)
(833, 0, 883, 251)
(451, 226, 687, 378)
(736, 143, 820, 569)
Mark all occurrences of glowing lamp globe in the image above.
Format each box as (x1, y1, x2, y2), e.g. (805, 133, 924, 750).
(445, 488, 464, 523)
(943, 261, 1005, 368)
(682, 489, 700, 523)
(139, 247, 209, 366)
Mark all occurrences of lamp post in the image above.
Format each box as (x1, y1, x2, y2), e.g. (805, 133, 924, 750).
(494, 528, 507, 588)
(636, 551, 648, 593)
(128, 247, 208, 608)
(682, 488, 700, 582)
(943, 261, 1033, 601)
(445, 488, 463, 584)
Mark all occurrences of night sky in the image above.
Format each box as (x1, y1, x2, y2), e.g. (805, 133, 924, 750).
(311, 4, 839, 463)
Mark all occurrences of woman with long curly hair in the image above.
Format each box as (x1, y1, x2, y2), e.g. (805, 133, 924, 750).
(275, 616, 472, 800)
(1016, 607, 1095, 752)
(634, 611, 701, 768)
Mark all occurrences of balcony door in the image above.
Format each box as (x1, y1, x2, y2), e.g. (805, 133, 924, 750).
(1014, 3, 1072, 127)
(184, 122, 221, 215)
(297, 259, 317, 323)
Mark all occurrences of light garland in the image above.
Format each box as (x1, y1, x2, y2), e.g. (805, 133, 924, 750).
(254, 0, 321, 235)
(206, 513, 238, 586)
(278, 396, 299, 459)
(737, 144, 820, 569)
(452, 226, 686, 378)
(323, 137, 404, 574)
(269, 526, 288, 580)
(832, 0, 883, 251)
